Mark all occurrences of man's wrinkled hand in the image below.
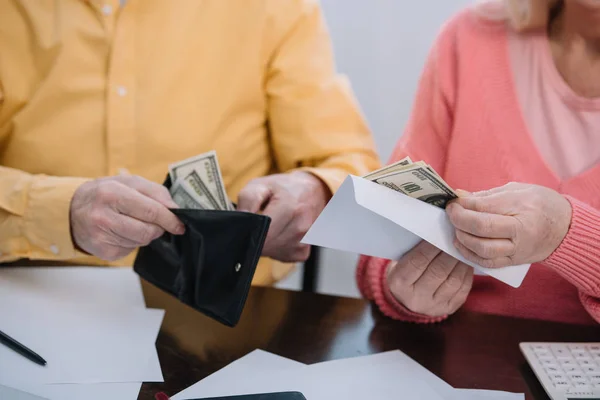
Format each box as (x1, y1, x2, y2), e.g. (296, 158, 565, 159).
(237, 171, 330, 263)
(387, 241, 473, 317)
(70, 175, 185, 261)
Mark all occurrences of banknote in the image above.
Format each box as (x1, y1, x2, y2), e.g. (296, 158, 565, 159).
(363, 156, 413, 180)
(182, 170, 222, 210)
(170, 180, 207, 210)
(168, 150, 231, 210)
(373, 164, 457, 208)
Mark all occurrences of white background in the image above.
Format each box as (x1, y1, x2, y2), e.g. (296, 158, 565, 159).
(276, 0, 474, 297)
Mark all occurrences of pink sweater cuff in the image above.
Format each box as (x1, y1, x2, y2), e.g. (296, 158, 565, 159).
(543, 196, 600, 296)
(356, 256, 446, 323)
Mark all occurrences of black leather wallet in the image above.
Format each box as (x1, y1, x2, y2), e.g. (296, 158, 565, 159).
(187, 392, 307, 400)
(133, 175, 271, 327)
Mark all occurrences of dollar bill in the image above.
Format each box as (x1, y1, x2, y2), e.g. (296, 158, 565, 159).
(168, 150, 231, 210)
(182, 170, 222, 210)
(170, 180, 207, 210)
(374, 164, 457, 208)
(363, 156, 413, 180)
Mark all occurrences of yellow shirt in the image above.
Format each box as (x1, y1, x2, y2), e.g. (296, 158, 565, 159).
(0, 0, 380, 285)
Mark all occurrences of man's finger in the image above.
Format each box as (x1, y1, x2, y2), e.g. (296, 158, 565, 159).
(110, 214, 165, 246)
(237, 181, 272, 213)
(115, 188, 185, 235)
(446, 202, 517, 239)
(393, 241, 443, 286)
(261, 198, 295, 245)
(123, 175, 179, 209)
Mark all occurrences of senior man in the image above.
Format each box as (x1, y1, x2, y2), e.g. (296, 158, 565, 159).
(0, 0, 380, 284)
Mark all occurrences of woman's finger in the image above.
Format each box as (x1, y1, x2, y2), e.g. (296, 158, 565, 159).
(446, 202, 518, 239)
(455, 229, 516, 260)
(447, 266, 474, 313)
(393, 241, 443, 286)
(453, 239, 514, 269)
(432, 260, 469, 302)
(414, 251, 459, 295)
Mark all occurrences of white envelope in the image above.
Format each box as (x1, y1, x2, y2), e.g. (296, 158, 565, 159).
(302, 175, 530, 288)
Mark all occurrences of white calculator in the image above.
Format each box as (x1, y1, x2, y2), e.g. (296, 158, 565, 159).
(520, 342, 600, 400)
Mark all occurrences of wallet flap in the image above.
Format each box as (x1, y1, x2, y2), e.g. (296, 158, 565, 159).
(133, 174, 271, 327)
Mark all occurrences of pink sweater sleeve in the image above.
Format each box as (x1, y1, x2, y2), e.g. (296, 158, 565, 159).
(542, 196, 600, 323)
(355, 18, 458, 323)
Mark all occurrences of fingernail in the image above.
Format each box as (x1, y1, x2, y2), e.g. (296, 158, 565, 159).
(455, 189, 471, 197)
(176, 224, 185, 235)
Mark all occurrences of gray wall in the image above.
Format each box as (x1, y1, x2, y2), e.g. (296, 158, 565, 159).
(276, 0, 474, 297)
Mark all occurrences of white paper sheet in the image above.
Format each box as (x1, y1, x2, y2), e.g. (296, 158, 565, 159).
(0, 385, 49, 400)
(0, 267, 145, 308)
(0, 266, 163, 398)
(173, 350, 304, 400)
(302, 175, 531, 288)
(9, 383, 144, 400)
(0, 299, 164, 385)
(174, 351, 445, 400)
(174, 350, 523, 400)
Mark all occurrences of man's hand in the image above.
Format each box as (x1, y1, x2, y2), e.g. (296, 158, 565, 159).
(387, 241, 473, 317)
(70, 175, 185, 261)
(237, 171, 330, 262)
(446, 182, 572, 268)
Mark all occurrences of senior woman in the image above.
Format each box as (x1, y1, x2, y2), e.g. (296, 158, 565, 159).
(357, 0, 600, 325)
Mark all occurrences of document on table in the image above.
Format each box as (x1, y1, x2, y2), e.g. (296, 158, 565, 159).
(175, 351, 444, 400)
(0, 267, 163, 399)
(302, 175, 531, 288)
(0, 267, 145, 308)
(173, 350, 523, 400)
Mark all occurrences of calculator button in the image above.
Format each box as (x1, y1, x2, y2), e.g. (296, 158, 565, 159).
(569, 345, 586, 350)
(566, 367, 583, 374)
(561, 360, 578, 367)
(538, 354, 555, 361)
(579, 359, 595, 367)
(584, 366, 599, 375)
(554, 380, 572, 389)
(571, 375, 587, 382)
(576, 354, 592, 361)
(572, 381, 591, 391)
(588, 345, 600, 351)
(545, 366, 562, 374)
(540, 359, 559, 368)
(553, 347, 570, 356)
(550, 373, 568, 382)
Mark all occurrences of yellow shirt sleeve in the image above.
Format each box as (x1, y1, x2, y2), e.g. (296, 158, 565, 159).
(0, 166, 89, 262)
(265, 0, 381, 193)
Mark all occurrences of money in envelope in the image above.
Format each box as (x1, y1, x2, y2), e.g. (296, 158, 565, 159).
(302, 158, 531, 288)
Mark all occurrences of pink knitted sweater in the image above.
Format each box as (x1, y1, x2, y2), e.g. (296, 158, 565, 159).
(356, 10, 600, 325)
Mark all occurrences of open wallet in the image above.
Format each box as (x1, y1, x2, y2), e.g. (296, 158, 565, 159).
(133, 175, 271, 327)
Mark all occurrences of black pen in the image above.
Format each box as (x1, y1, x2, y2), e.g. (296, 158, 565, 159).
(0, 329, 47, 366)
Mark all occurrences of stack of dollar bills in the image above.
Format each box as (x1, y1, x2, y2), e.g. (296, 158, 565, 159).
(168, 150, 234, 211)
(363, 157, 457, 209)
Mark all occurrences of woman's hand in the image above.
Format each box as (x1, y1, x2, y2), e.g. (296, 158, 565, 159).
(446, 182, 572, 268)
(387, 241, 473, 317)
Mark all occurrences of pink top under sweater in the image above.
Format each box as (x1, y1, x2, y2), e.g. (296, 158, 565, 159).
(356, 9, 600, 325)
